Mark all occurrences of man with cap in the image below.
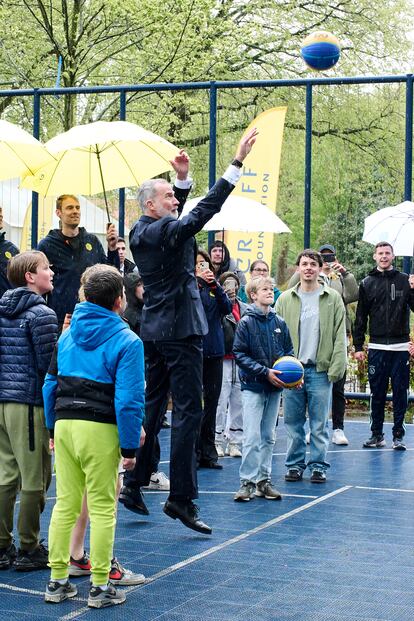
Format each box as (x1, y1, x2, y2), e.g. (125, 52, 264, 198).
(288, 244, 358, 445)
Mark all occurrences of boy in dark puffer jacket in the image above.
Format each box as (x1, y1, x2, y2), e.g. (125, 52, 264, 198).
(233, 276, 293, 502)
(0, 251, 58, 571)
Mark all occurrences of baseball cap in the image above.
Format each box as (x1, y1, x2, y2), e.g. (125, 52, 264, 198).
(318, 244, 336, 254)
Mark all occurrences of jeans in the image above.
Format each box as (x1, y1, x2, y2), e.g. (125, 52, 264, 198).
(215, 359, 243, 447)
(239, 390, 281, 483)
(284, 366, 332, 473)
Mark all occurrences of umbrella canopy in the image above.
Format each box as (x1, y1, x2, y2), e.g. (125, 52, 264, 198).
(21, 120, 180, 220)
(0, 119, 51, 181)
(362, 201, 414, 256)
(180, 194, 291, 233)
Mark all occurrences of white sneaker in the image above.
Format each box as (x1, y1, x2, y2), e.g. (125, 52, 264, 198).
(228, 443, 242, 458)
(215, 443, 225, 458)
(332, 429, 349, 445)
(144, 471, 170, 491)
(306, 431, 310, 445)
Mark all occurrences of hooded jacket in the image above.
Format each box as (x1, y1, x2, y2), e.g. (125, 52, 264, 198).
(233, 304, 294, 392)
(0, 232, 19, 297)
(0, 287, 58, 404)
(38, 228, 120, 325)
(208, 240, 247, 285)
(353, 268, 414, 351)
(42, 301, 144, 456)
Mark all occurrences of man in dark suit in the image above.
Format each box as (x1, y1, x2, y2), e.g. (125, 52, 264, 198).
(120, 127, 257, 534)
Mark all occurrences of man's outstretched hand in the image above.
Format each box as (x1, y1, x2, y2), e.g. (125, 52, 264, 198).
(235, 127, 259, 163)
(170, 149, 190, 180)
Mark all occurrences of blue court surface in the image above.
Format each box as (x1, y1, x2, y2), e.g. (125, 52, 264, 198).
(2, 418, 414, 621)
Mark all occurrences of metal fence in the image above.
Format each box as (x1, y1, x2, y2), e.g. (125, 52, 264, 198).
(0, 74, 413, 271)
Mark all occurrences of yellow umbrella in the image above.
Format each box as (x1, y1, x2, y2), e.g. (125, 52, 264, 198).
(21, 120, 180, 221)
(0, 119, 51, 180)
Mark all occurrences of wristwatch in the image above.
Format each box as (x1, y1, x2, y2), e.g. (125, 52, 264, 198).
(231, 159, 243, 168)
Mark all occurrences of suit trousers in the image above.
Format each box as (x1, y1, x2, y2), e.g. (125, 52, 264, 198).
(127, 336, 203, 501)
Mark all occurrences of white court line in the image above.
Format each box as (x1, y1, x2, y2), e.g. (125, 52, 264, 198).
(146, 490, 318, 499)
(355, 485, 414, 494)
(0, 582, 87, 602)
(58, 485, 352, 621)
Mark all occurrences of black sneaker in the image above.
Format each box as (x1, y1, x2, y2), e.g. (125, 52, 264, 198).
(0, 542, 17, 570)
(45, 579, 77, 603)
(88, 583, 126, 608)
(310, 470, 326, 484)
(118, 486, 149, 515)
(285, 469, 303, 482)
(363, 434, 386, 448)
(14, 541, 48, 571)
(392, 437, 406, 451)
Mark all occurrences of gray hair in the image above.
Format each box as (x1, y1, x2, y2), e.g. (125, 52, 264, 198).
(137, 178, 168, 212)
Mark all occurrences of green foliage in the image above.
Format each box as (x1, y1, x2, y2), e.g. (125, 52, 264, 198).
(0, 0, 414, 249)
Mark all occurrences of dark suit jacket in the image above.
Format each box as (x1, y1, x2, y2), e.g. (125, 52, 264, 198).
(129, 178, 235, 341)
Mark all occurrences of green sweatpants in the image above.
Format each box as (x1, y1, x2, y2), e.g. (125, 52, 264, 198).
(48, 419, 120, 585)
(0, 402, 51, 551)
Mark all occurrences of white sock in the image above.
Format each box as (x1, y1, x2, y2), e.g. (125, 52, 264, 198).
(56, 578, 69, 585)
(93, 583, 108, 591)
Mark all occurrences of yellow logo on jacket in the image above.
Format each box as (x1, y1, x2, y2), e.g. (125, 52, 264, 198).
(85, 243, 92, 251)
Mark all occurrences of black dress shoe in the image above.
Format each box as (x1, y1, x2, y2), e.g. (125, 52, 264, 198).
(163, 499, 212, 535)
(198, 460, 223, 470)
(119, 486, 149, 515)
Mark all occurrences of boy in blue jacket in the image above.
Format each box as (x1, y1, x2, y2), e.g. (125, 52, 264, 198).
(0, 251, 57, 571)
(233, 276, 294, 502)
(43, 266, 145, 608)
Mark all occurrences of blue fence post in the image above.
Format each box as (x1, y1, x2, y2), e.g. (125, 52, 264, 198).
(31, 91, 41, 249)
(403, 74, 413, 274)
(119, 90, 126, 239)
(304, 83, 312, 249)
(207, 82, 217, 248)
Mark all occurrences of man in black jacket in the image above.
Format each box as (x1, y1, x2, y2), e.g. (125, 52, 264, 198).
(120, 127, 257, 535)
(38, 195, 119, 330)
(0, 206, 19, 297)
(353, 241, 414, 450)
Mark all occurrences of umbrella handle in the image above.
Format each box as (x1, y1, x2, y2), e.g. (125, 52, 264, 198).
(95, 145, 111, 223)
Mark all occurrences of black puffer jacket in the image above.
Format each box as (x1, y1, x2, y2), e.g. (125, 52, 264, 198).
(353, 268, 414, 350)
(0, 287, 58, 404)
(0, 232, 19, 297)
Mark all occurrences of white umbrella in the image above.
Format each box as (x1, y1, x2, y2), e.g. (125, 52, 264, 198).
(362, 201, 414, 256)
(0, 119, 51, 180)
(180, 194, 291, 233)
(21, 120, 179, 221)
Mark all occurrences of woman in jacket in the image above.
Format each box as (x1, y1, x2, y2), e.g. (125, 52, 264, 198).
(196, 249, 232, 468)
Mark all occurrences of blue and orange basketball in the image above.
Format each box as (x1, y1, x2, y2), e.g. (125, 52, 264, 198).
(301, 31, 341, 71)
(272, 356, 304, 388)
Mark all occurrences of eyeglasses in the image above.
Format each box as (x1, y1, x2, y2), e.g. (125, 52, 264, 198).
(252, 268, 269, 274)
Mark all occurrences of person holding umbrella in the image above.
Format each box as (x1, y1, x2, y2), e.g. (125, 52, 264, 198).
(120, 126, 258, 535)
(37, 195, 119, 330)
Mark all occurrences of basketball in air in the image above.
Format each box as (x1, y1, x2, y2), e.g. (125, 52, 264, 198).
(300, 31, 341, 71)
(272, 356, 304, 388)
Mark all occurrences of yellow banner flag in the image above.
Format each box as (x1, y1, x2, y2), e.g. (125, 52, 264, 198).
(224, 107, 287, 279)
(20, 196, 55, 250)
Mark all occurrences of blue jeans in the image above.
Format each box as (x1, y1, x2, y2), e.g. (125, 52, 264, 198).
(239, 390, 281, 483)
(283, 366, 332, 473)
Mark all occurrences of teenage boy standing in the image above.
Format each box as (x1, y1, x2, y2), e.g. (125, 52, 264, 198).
(276, 250, 347, 483)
